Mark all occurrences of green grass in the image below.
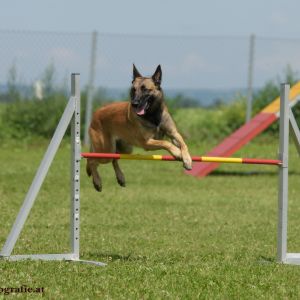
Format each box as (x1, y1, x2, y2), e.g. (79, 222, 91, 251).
(0, 137, 300, 299)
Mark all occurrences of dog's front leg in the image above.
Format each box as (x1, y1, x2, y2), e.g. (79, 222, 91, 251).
(142, 138, 183, 163)
(160, 113, 192, 170)
(169, 131, 192, 170)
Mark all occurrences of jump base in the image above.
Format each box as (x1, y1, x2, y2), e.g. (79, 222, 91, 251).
(1, 254, 106, 266)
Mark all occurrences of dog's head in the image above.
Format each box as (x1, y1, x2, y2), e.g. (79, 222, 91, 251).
(130, 64, 163, 116)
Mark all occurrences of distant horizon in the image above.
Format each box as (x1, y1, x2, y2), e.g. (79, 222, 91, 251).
(0, 82, 262, 106)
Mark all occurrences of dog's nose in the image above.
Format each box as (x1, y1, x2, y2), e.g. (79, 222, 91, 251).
(132, 97, 140, 106)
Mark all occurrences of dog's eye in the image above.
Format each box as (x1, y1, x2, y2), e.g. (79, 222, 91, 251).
(141, 85, 148, 92)
(131, 87, 136, 93)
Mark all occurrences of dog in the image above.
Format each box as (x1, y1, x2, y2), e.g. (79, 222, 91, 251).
(86, 64, 192, 191)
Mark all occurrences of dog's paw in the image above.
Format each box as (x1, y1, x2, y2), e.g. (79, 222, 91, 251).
(93, 180, 102, 192)
(117, 178, 126, 187)
(183, 156, 192, 170)
(116, 173, 126, 187)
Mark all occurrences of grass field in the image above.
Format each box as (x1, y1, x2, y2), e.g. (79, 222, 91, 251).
(1, 137, 300, 299)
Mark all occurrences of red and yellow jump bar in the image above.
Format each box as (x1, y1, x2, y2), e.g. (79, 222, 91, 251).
(81, 153, 281, 166)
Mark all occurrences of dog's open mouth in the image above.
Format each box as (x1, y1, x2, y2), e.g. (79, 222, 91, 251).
(133, 101, 149, 116)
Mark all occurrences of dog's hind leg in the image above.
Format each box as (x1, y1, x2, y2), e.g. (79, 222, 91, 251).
(112, 159, 126, 187)
(112, 139, 133, 187)
(87, 127, 107, 192)
(87, 158, 102, 192)
(86, 162, 92, 177)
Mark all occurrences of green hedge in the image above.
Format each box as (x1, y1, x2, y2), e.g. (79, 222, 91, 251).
(2, 96, 68, 139)
(0, 91, 103, 140)
(1, 71, 299, 143)
(173, 97, 247, 144)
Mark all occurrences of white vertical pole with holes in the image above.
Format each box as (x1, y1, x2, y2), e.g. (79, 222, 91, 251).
(70, 74, 105, 266)
(70, 73, 81, 258)
(277, 83, 289, 263)
(277, 84, 300, 265)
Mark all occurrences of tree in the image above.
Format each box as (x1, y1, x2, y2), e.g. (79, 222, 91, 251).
(42, 62, 56, 98)
(7, 62, 20, 101)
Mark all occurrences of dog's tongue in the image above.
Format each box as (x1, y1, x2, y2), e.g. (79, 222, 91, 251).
(136, 107, 146, 115)
(136, 103, 147, 115)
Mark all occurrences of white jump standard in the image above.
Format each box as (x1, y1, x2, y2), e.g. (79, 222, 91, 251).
(0, 74, 105, 266)
(0, 75, 299, 266)
(277, 83, 300, 264)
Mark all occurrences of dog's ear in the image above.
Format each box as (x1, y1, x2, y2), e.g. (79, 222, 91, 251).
(152, 65, 162, 86)
(133, 64, 142, 80)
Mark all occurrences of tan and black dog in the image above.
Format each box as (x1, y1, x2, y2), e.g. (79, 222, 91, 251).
(87, 64, 192, 191)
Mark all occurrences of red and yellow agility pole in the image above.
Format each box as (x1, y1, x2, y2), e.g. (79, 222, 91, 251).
(81, 153, 281, 166)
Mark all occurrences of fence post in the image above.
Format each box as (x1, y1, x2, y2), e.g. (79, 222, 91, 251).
(277, 83, 290, 263)
(84, 30, 98, 146)
(246, 34, 255, 123)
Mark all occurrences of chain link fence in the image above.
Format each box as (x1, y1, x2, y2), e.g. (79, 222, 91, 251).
(0, 30, 91, 98)
(1, 29, 300, 143)
(1, 30, 300, 101)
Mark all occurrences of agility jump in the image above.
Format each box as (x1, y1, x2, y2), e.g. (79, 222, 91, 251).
(81, 152, 281, 165)
(187, 81, 300, 177)
(0, 74, 299, 266)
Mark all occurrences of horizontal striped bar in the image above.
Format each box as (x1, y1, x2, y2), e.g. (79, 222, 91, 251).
(81, 153, 281, 166)
(201, 157, 242, 163)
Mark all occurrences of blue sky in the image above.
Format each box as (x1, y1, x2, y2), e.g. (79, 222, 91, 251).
(0, 1, 300, 90)
(1, 0, 299, 37)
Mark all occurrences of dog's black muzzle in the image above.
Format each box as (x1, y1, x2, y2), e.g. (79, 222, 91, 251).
(131, 95, 151, 116)
(131, 97, 140, 108)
